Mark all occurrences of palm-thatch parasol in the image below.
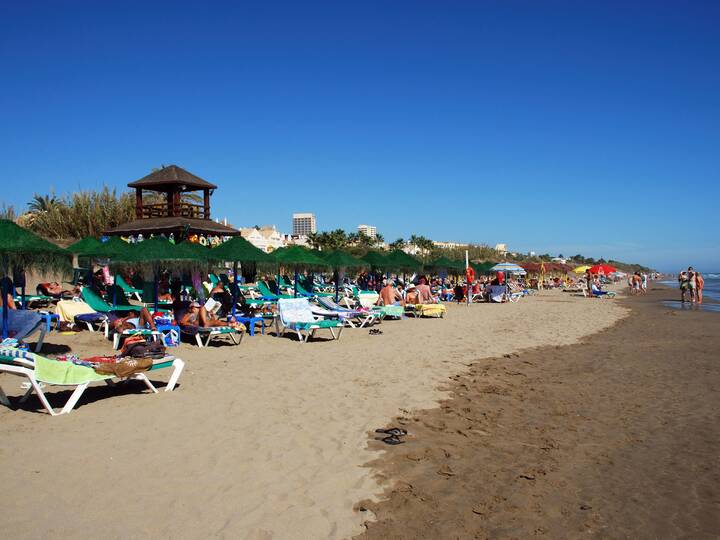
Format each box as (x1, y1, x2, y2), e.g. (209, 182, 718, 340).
(272, 246, 329, 297)
(321, 249, 367, 301)
(0, 220, 71, 338)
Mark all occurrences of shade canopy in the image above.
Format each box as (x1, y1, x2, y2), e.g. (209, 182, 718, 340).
(272, 245, 328, 267)
(589, 263, 617, 275)
(490, 262, 527, 275)
(127, 164, 217, 191)
(472, 261, 497, 274)
(0, 219, 70, 273)
(67, 237, 104, 257)
(321, 249, 366, 269)
(573, 265, 591, 274)
(361, 250, 390, 269)
(212, 236, 273, 263)
(427, 256, 464, 272)
(384, 250, 422, 271)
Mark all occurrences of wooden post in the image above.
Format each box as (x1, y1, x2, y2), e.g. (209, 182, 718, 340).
(172, 190, 180, 217)
(203, 189, 210, 219)
(135, 188, 143, 219)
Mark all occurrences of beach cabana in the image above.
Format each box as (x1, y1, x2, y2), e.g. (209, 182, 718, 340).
(0, 220, 71, 339)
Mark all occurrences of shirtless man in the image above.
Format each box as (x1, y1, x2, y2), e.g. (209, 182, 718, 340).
(687, 267, 697, 303)
(416, 277, 438, 304)
(678, 271, 688, 302)
(376, 280, 404, 307)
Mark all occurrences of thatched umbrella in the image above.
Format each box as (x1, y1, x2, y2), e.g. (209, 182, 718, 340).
(321, 249, 367, 302)
(272, 246, 329, 297)
(0, 220, 70, 338)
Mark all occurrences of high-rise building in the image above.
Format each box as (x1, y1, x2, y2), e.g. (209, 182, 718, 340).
(292, 213, 317, 236)
(357, 224, 377, 238)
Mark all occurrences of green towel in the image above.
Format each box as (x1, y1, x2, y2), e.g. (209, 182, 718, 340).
(34, 356, 111, 385)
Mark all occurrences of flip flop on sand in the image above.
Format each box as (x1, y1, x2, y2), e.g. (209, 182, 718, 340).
(375, 428, 408, 437)
(369, 329, 383, 335)
(381, 435, 405, 445)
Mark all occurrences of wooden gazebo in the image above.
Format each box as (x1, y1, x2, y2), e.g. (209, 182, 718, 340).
(105, 165, 239, 239)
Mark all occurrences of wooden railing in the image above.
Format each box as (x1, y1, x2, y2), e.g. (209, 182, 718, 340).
(140, 202, 209, 220)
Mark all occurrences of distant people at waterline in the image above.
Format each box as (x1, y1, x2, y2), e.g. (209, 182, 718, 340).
(679, 267, 704, 303)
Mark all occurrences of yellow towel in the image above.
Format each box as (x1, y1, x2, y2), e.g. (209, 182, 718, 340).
(416, 304, 447, 317)
(55, 300, 96, 322)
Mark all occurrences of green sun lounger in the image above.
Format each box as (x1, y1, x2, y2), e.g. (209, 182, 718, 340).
(81, 287, 138, 313)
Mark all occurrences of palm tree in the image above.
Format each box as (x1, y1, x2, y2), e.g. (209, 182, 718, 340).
(389, 237, 405, 250)
(28, 193, 59, 213)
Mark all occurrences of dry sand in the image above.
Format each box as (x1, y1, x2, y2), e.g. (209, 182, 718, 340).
(0, 288, 627, 539)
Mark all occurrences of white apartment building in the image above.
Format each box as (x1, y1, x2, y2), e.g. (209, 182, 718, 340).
(239, 225, 285, 253)
(433, 240, 468, 249)
(357, 224, 377, 238)
(292, 213, 317, 236)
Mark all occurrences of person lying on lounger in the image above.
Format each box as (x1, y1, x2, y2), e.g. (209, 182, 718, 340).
(112, 307, 158, 333)
(179, 301, 245, 330)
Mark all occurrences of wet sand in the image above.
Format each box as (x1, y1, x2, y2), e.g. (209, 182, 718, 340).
(357, 286, 720, 539)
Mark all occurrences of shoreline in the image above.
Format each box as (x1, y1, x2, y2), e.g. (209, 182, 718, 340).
(354, 285, 720, 538)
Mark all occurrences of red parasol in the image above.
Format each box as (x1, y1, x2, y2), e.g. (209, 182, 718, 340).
(589, 264, 617, 275)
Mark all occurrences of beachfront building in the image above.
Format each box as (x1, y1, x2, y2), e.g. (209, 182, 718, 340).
(292, 213, 316, 236)
(357, 224, 377, 238)
(105, 165, 239, 239)
(494, 243, 508, 255)
(239, 225, 285, 253)
(433, 240, 468, 249)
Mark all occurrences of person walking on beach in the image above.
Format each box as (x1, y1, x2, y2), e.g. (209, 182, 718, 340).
(695, 271, 704, 304)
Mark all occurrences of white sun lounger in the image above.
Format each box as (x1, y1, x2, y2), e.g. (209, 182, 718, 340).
(0, 347, 184, 416)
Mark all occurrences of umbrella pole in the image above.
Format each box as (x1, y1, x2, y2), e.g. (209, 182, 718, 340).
(309, 272, 314, 294)
(154, 267, 159, 313)
(334, 269, 339, 303)
(466, 250, 470, 307)
(1, 277, 9, 339)
(231, 261, 238, 317)
(113, 273, 118, 308)
(276, 266, 281, 295)
(294, 267, 299, 298)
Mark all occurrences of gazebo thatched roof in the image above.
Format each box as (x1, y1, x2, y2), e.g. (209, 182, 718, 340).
(128, 165, 217, 192)
(104, 216, 239, 237)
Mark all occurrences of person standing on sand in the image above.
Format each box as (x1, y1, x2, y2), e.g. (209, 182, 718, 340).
(678, 271, 688, 302)
(687, 267, 697, 303)
(695, 271, 704, 304)
(585, 269, 593, 298)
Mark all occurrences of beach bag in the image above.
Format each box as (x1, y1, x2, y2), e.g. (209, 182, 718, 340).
(123, 339, 166, 359)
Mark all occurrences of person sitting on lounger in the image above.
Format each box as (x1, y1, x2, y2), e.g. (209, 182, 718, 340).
(376, 280, 405, 307)
(405, 283, 419, 305)
(416, 276, 438, 304)
(180, 301, 245, 330)
(112, 307, 158, 333)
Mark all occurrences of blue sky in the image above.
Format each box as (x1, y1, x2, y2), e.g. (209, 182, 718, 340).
(1, 1, 718, 271)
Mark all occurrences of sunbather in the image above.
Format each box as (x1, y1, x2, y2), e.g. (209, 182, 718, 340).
(112, 307, 158, 333)
(376, 280, 405, 307)
(179, 301, 244, 330)
(416, 277, 438, 304)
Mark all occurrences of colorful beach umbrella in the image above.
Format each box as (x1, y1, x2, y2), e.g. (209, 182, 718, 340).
(489, 262, 527, 275)
(573, 265, 591, 274)
(589, 264, 617, 275)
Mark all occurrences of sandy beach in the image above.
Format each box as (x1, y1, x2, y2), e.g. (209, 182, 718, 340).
(357, 286, 720, 539)
(1, 288, 626, 539)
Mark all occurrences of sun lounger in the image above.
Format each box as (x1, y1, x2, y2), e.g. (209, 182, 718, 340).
(277, 298, 344, 342)
(81, 287, 138, 313)
(0, 346, 184, 416)
(3, 310, 47, 352)
(179, 324, 244, 347)
(115, 275, 143, 301)
(316, 297, 380, 328)
(55, 299, 109, 333)
(112, 328, 163, 350)
(404, 303, 447, 318)
(257, 281, 293, 300)
(372, 304, 405, 319)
